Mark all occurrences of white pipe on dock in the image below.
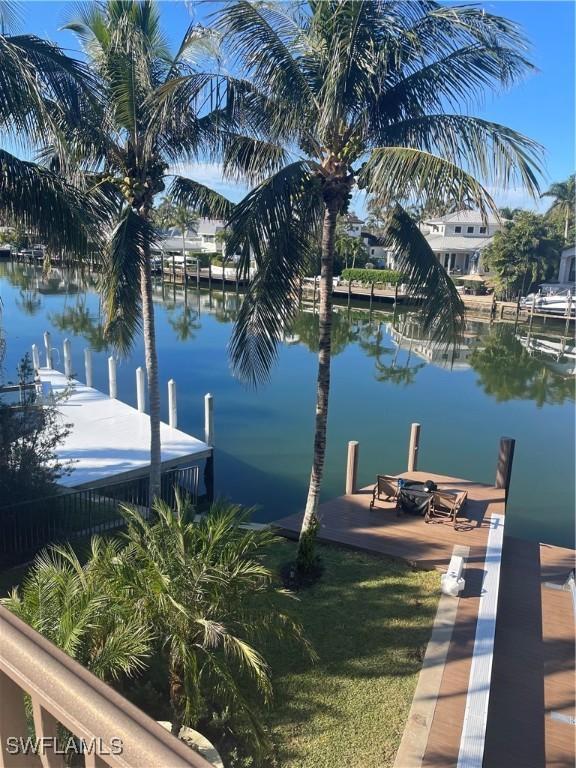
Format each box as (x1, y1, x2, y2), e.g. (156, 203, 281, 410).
(44, 331, 52, 369)
(204, 393, 214, 446)
(108, 356, 117, 399)
(136, 367, 145, 412)
(31, 344, 40, 371)
(63, 339, 72, 378)
(168, 379, 177, 429)
(84, 349, 93, 388)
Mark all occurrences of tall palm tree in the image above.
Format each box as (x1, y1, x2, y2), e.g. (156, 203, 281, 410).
(62, 1, 235, 499)
(541, 174, 575, 241)
(216, 0, 542, 568)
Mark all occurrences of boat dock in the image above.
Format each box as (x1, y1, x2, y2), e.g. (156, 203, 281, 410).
(276, 455, 575, 766)
(38, 368, 212, 490)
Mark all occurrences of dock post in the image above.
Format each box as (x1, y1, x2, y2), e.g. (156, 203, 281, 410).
(495, 436, 515, 505)
(197, 257, 200, 288)
(204, 392, 214, 446)
(204, 393, 215, 503)
(63, 339, 72, 378)
(345, 440, 359, 495)
(84, 349, 93, 388)
(136, 366, 145, 412)
(31, 344, 40, 371)
(407, 422, 421, 472)
(168, 379, 177, 428)
(108, 356, 117, 399)
(43, 331, 52, 369)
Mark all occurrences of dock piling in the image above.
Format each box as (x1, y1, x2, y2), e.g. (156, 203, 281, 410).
(63, 339, 72, 378)
(84, 349, 93, 388)
(408, 422, 421, 472)
(31, 344, 40, 372)
(136, 367, 145, 412)
(204, 393, 214, 446)
(495, 436, 515, 504)
(345, 440, 359, 495)
(108, 356, 117, 399)
(43, 332, 52, 369)
(168, 379, 177, 428)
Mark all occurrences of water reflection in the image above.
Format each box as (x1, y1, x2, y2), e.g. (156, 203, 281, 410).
(1, 262, 573, 409)
(470, 324, 574, 406)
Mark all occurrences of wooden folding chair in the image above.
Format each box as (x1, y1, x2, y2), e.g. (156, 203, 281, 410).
(425, 490, 468, 527)
(370, 475, 399, 510)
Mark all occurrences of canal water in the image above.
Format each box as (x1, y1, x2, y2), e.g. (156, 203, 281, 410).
(1, 263, 574, 548)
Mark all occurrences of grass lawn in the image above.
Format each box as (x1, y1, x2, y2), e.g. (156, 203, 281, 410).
(263, 539, 439, 768)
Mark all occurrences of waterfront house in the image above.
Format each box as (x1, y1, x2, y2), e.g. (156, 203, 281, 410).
(343, 214, 393, 267)
(420, 210, 503, 276)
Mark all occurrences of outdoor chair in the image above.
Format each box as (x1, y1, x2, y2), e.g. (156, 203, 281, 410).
(370, 475, 399, 510)
(425, 490, 468, 527)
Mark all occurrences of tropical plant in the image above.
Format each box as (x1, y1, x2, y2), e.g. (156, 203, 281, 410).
(0, 354, 71, 503)
(0, 8, 103, 255)
(335, 225, 369, 271)
(482, 212, 562, 299)
(105, 496, 312, 757)
(1, 538, 152, 681)
(541, 174, 575, 242)
(216, 0, 542, 570)
(61, 0, 235, 498)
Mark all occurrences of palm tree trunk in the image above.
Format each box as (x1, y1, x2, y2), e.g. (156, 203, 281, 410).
(140, 250, 162, 501)
(299, 199, 338, 540)
(565, 209, 569, 241)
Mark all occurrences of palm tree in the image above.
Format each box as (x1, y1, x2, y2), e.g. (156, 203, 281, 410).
(106, 496, 312, 753)
(62, 1, 235, 499)
(218, 0, 542, 569)
(0, 11, 104, 256)
(541, 175, 575, 241)
(1, 538, 151, 682)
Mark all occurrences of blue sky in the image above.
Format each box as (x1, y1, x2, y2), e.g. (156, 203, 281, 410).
(13, 0, 576, 216)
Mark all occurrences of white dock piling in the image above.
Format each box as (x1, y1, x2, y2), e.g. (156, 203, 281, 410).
(345, 440, 359, 495)
(168, 379, 177, 428)
(108, 356, 117, 399)
(44, 331, 52, 369)
(31, 344, 40, 371)
(136, 367, 145, 412)
(204, 393, 214, 446)
(84, 349, 93, 388)
(63, 339, 72, 378)
(408, 422, 421, 472)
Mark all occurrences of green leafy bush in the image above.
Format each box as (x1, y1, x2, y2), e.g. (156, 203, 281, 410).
(341, 268, 403, 285)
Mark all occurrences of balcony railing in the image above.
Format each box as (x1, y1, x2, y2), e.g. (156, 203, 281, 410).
(0, 605, 211, 767)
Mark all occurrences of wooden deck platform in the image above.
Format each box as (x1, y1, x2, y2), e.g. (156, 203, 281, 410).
(276, 471, 575, 768)
(39, 368, 212, 490)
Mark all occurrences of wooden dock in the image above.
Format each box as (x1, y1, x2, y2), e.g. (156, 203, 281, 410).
(276, 471, 575, 768)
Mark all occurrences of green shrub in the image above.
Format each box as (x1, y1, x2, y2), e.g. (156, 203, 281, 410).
(341, 268, 403, 285)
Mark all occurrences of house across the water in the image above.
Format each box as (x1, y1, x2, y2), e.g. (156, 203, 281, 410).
(420, 209, 503, 276)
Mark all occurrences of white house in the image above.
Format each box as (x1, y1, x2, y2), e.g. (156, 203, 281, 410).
(343, 215, 393, 267)
(421, 210, 504, 276)
(160, 218, 227, 255)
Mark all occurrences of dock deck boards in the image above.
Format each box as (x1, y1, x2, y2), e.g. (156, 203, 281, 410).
(275, 472, 575, 768)
(39, 368, 211, 489)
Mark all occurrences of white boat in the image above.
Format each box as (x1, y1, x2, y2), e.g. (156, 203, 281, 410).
(521, 287, 575, 316)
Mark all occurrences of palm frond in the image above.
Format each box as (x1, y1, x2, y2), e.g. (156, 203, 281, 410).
(379, 115, 543, 198)
(227, 161, 322, 385)
(358, 146, 501, 221)
(102, 206, 157, 355)
(383, 204, 465, 346)
(0, 149, 103, 254)
(170, 176, 234, 221)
